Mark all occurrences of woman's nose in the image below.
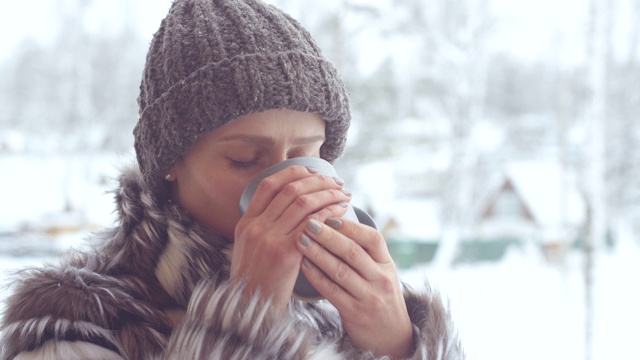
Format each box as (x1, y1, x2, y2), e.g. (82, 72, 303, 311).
(270, 152, 289, 166)
(259, 155, 287, 172)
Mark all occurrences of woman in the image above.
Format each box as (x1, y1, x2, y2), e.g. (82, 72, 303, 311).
(0, 0, 464, 359)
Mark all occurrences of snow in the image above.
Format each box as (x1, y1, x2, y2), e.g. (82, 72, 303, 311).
(505, 161, 586, 229)
(472, 121, 505, 153)
(0, 153, 120, 232)
(352, 161, 398, 210)
(375, 198, 442, 240)
(2, 238, 638, 360)
(402, 244, 640, 360)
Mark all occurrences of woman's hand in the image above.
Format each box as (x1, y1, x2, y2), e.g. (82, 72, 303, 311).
(231, 165, 351, 312)
(296, 217, 414, 359)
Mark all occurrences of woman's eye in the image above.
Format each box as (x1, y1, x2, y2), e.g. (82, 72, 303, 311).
(230, 158, 260, 169)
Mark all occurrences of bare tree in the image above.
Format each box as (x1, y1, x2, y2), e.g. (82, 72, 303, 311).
(422, 0, 493, 268)
(584, 0, 611, 358)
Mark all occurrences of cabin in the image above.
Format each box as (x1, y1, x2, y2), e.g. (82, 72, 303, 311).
(351, 160, 587, 267)
(471, 161, 586, 263)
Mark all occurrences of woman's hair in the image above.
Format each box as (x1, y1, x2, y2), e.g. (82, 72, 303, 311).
(134, 0, 351, 199)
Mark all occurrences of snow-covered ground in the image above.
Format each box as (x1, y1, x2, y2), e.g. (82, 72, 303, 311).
(402, 243, 640, 360)
(2, 237, 638, 360)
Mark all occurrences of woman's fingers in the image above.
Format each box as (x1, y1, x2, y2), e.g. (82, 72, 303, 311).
(242, 165, 315, 217)
(243, 165, 351, 233)
(298, 251, 412, 358)
(296, 221, 366, 308)
(273, 186, 350, 232)
(316, 217, 393, 265)
(299, 252, 359, 311)
(295, 218, 389, 298)
(295, 217, 413, 358)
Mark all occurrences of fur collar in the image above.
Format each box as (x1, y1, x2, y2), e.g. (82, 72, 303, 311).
(1, 164, 466, 360)
(92, 164, 233, 308)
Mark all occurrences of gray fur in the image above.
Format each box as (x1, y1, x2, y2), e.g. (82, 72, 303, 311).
(1, 165, 464, 359)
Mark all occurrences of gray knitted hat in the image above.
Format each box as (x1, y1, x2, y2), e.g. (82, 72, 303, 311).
(134, 0, 351, 200)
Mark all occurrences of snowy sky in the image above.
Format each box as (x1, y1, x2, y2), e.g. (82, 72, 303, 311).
(0, 0, 608, 66)
(0, 0, 174, 59)
(490, 0, 588, 65)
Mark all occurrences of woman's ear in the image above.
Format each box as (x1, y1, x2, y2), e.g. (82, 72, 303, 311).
(165, 162, 180, 182)
(164, 165, 178, 204)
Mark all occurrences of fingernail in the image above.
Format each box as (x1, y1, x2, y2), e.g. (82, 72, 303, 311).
(302, 257, 314, 268)
(300, 233, 313, 247)
(306, 166, 319, 174)
(338, 202, 349, 208)
(342, 189, 352, 197)
(326, 218, 343, 229)
(333, 177, 344, 186)
(307, 219, 322, 234)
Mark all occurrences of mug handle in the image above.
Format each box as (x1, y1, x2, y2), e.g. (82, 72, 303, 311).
(353, 206, 377, 229)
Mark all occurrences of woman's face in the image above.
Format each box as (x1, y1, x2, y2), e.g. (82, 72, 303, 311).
(170, 109, 326, 239)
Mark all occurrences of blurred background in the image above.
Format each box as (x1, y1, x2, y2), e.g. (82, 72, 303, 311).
(1, 0, 639, 359)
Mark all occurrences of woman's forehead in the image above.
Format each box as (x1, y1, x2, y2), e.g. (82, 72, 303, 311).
(211, 109, 325, 139)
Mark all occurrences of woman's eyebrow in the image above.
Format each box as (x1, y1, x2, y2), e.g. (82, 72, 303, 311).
(217, 134, 325, 146)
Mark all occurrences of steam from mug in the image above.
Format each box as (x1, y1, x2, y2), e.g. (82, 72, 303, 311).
(238, 157, 374, 301)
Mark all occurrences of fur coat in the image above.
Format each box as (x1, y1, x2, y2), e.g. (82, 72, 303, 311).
(0, 165, 464, 360)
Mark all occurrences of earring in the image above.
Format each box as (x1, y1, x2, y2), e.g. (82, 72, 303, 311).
(164, 173, 175, 182)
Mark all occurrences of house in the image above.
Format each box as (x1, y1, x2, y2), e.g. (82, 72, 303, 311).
(472, 161, 586, 262)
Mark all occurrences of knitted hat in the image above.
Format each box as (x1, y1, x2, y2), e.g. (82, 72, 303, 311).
(134, 0, 351, 200)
